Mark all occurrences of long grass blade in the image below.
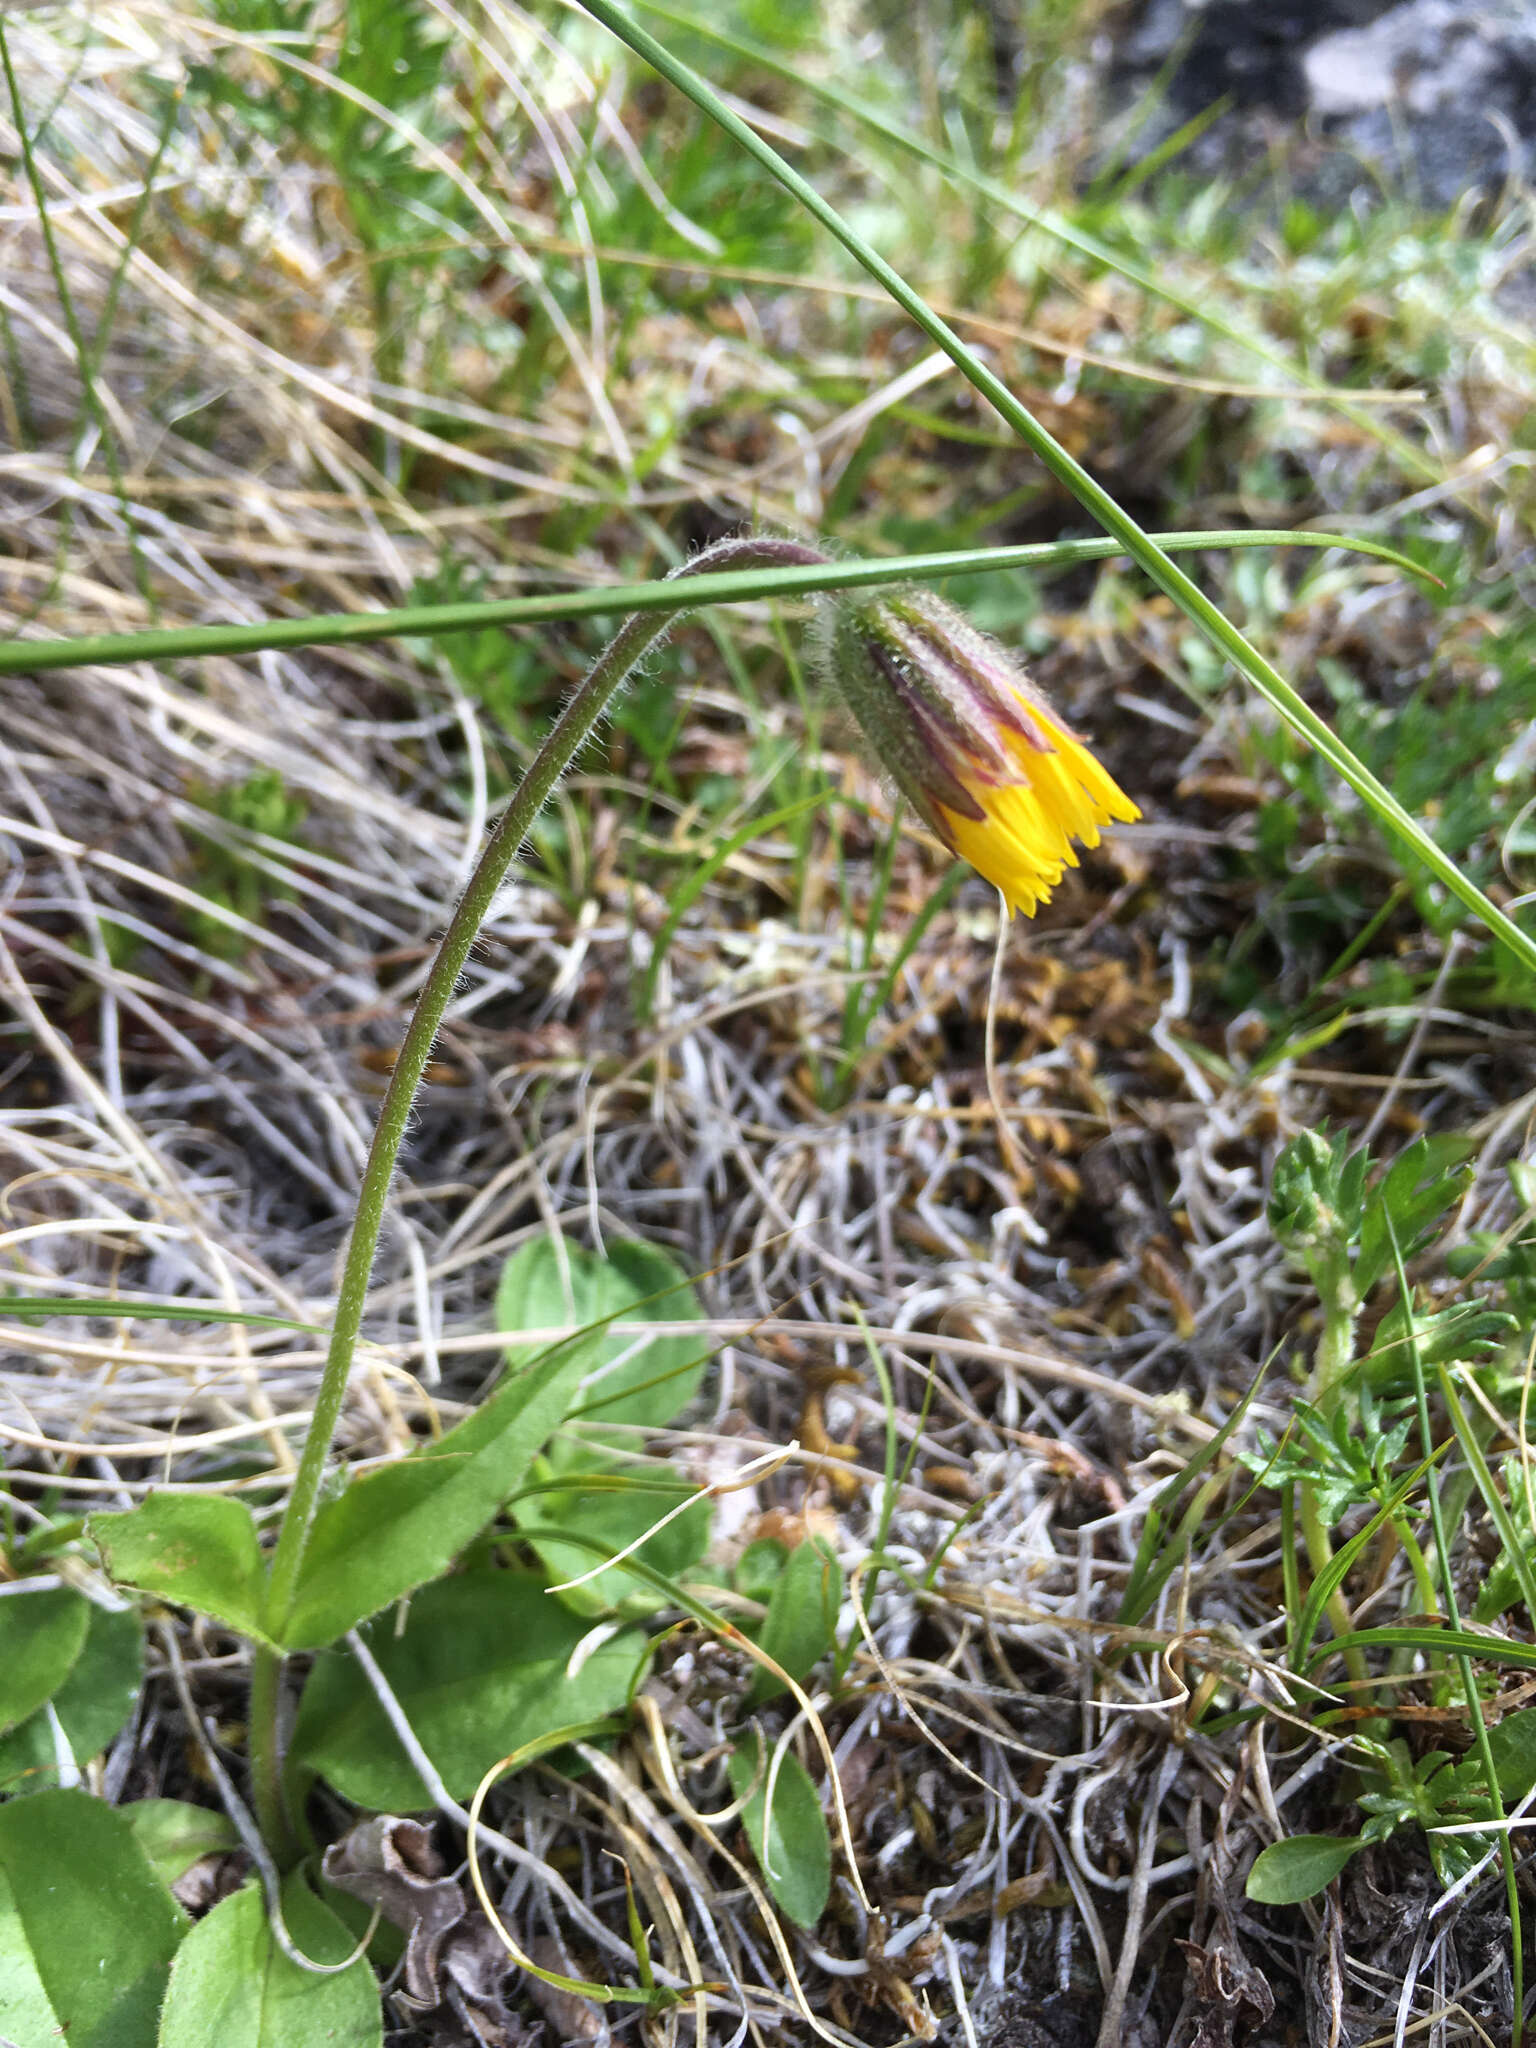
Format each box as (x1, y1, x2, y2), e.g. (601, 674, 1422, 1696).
(0, 530, 1427, 675)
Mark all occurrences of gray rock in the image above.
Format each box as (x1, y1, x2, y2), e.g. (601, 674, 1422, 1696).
(1109, 0, 1536, 206)
(1306, 0, 1536, 203)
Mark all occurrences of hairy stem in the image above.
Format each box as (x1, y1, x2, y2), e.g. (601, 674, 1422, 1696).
(1298, 1486, 1371, 1690)
(247, 536, 828, 1852)
(247, 1645, 295, 1863)
(1310, 1258, 1358, 1419)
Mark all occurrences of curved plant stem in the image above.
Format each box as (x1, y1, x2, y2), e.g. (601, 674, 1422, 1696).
(247, 536, 827, 1853)
(1298, 1269, 1369, 1690)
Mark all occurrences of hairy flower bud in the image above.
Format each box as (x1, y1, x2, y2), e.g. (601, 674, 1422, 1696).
(816, 587, 1140, 916)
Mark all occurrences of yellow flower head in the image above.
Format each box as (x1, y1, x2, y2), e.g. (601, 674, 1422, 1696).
(819, 589, 1140, 917)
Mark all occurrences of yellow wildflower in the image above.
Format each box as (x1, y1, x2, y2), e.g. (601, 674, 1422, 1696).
(818, 588, 1140, 917)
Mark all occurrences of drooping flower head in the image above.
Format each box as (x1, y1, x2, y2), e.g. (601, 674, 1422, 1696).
(817, 588, 1140, 917)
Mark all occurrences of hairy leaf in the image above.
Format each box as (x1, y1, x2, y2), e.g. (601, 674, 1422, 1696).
(157, 1875, 380, 2048)
(0, 1585, 90, 1734)
(746, 1539, 843, 1704)
(0, 1787, 187, 2048)
(89, 1495, 273, 1646)
(292, 1567, 643, 1810)
(0, 1604, 142, 1792)
(280, 1334, 599, 1650)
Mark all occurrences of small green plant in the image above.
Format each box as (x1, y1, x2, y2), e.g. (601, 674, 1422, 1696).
(1242, 1386, 1415, 1527)
(1249, 1706, 1536, 1903)
(1267, 1128, 1479, 1407)
(1255, 1129, 1517, 1653)
(1242, 1126, 1530, 2013)
(185, 769, 307, 961)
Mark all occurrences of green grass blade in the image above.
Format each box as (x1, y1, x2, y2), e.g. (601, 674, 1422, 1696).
(1434, 1366, 1536, 1624)
(0, 530, 1427, 675)
(1290, 1452, 1442, 1672)
(0, 1295, 322, 1333)
(1314, 1625, 1536, 1673)
(1117, 1366, 1268, 1629)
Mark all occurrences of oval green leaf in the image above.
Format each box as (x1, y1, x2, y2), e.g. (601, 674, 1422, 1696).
(0, 1586, 90, 1735)
(89, 1495, 273, 1646)
(496, 1235, 706, 1440)
(0, 1786, 187, 2048)
(157, 1875, 380, 2048)
(126, 1800, 241, 1889)
(1245, 1833, 1361, 1904)
(282, 1331, 600, 1651)
(734, 1538, 789, 1605)
(292, 1567, 644, 1810)
(0, 1604, 142, 1792)
(1487, 1705, 1536, 1801)
(515, 1455, 712, 1616)
(745, 1538, 843, 1705)
(727, 1735, 831, 1930)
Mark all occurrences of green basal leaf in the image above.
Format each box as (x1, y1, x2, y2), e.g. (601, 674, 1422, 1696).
(496, 1235, 707, 1442)
(1427, 1826, 1489, 1890)
(280, 1331, 599, 1650)
(157, 1875, 380, 2048)
(734, 1538, 789, 1604)
(292, 1567, 643, 1810)
(89, 1495, 274, 1646)
(727, 1734, 831, 1930)
(0, 1585, 90, 1734)
(0, 1604, 142, 1792)
(125, 1800, 241, 1889)
(745, 1538, 843, 1705)
(1245, 1833, 1362, 1904)
(1317, 1625, 1536, 1671)
(515, 1455, 713, 1617)
(0, 1787, 187, 2048)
